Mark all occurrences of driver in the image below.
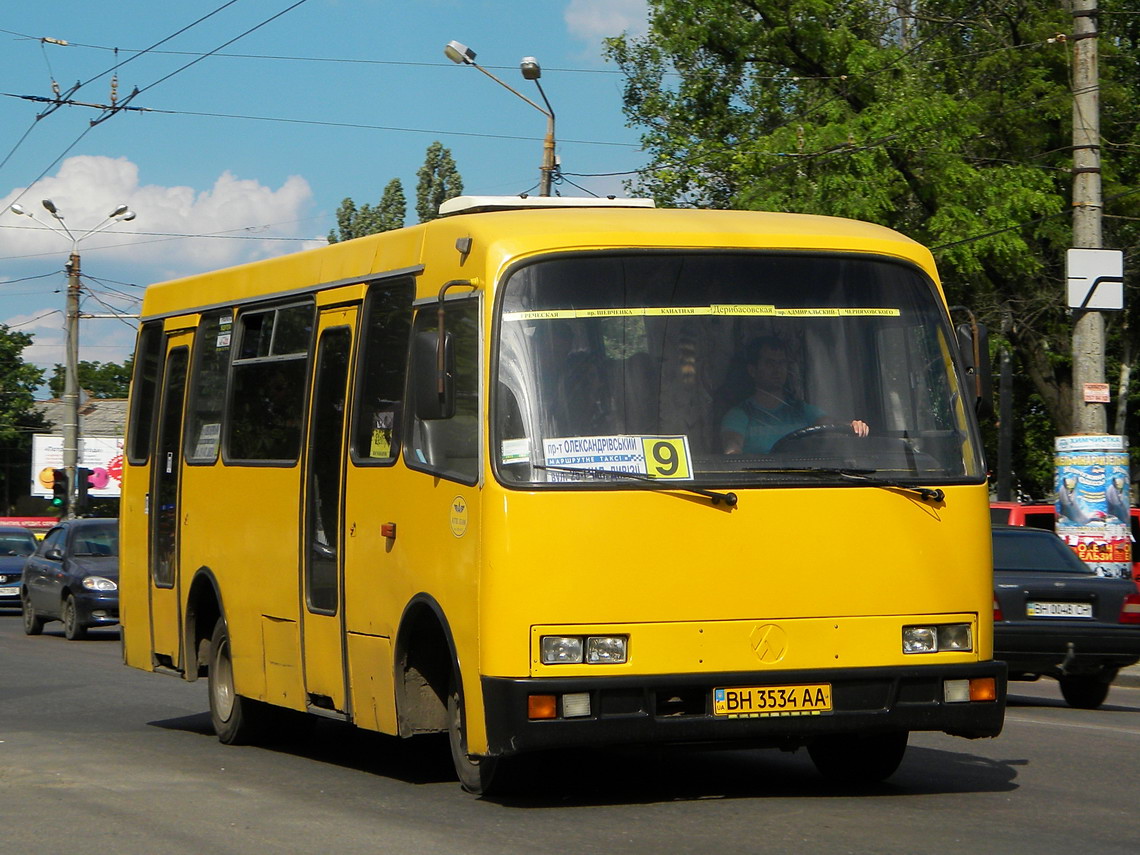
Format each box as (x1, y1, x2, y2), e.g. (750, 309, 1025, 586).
(721, 336, 869, 454)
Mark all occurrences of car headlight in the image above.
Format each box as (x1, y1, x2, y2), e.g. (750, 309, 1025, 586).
(902, 623, 972, 654)
(82, 576, 118, 592)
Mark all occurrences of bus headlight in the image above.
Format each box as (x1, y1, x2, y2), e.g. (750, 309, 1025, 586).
(540, 635, 628, 665)
(586, 636, 627, 664)
(541, 636, 583, 664)
(902, 624, 973, 654)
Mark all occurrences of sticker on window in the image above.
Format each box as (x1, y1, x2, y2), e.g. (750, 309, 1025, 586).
(542, 435, 693, 481)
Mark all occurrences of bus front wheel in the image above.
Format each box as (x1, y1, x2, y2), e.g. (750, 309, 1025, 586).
(447, 686, 500, 795)
(807, 731, 908, 784)
(208, 618, 272, 745)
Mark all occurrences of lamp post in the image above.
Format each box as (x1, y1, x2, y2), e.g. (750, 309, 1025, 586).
(8, 199, 136, 518)
(444, 40, 556, 196)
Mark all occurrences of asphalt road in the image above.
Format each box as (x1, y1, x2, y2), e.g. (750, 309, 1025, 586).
(2, 612, 1138, 855)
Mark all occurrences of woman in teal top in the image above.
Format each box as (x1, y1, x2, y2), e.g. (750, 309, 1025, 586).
(722, 337, 869, 454)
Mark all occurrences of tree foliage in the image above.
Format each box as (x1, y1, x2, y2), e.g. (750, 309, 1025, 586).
(608, 0, 1140, 496)
(327, 178, 407, 243)
(0, 325, 47, 512)
(48, 358, 133, 400)
(416, 141, 464, 223)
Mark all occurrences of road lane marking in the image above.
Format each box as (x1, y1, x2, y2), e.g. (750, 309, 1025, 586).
(1004, 715, 1140, 737)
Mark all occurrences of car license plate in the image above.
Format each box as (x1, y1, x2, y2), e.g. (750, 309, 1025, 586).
(0, 586, 17, 597)
(713, 683, 832, 717)
(1026, 601, 1093, 618)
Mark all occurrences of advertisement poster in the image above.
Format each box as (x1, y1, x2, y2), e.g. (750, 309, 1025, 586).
(30, 434, 125, 499)
(1054, 435, 1131, 578)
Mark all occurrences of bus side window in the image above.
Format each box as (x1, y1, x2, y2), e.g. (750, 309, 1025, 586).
(350, 279, 414, 464)
(226, 302, 314, 463)
(405, 298, 480, 485)
(127, 322, 164, 464)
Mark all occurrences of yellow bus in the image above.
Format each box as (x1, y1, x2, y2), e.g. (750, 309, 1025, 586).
(120, 196, 1005, 793)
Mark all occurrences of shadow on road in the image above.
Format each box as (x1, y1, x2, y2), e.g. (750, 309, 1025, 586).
(146, 708, 1020, 805)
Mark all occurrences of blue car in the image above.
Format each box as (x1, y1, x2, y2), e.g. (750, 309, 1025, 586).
(21, 518, 119, 640)
(0, 526, 39, 608)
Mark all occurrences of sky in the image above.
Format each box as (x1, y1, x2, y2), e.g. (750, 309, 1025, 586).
(0, 0, 651, 384)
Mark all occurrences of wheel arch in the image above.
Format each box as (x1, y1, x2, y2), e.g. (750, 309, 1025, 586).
(393, 593, 462, 738)
(184, 566, 224, 682)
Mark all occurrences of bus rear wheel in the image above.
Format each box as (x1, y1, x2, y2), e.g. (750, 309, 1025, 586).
(807, 731, 908, 784)
(208, 618, 274, 745)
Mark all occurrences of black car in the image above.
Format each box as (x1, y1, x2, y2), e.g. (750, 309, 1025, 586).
(992, 525, 1140, 708)
(21, 518, 119, 640)
(0, 525, 39, 608)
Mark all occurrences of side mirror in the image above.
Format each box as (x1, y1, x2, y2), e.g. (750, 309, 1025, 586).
(957, 320, 994, 420)
(414, 330, 456, 420)
(45, 547, 64, 561)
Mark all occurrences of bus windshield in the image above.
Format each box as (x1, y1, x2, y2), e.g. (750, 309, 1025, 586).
(494, 252, 983, 488)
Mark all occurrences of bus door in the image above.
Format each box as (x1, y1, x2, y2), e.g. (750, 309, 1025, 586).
(148, 333, 192, 670)
(301, 307, 356, 714)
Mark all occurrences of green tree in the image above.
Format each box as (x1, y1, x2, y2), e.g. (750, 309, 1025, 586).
(416, 141, 464, 223)
(327, 179, 407, 243)
(608, 0, 1140, 496)
(48, 358, 133, 399)
(377, 178, 407, 232)
(0, 325, 48, 512)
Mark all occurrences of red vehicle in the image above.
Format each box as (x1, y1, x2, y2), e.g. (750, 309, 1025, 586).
(990, 502, 1140, 583)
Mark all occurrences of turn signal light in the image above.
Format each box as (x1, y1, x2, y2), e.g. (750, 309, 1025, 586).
(527, 694, 557, 720)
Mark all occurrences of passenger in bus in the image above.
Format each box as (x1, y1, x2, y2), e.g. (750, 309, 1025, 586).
(721, 336, 869, 454)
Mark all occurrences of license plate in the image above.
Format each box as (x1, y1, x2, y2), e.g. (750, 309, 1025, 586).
(713, 683, 832, 717)
(1026, 601, 1093, 618)
(0, 586, 17, 597)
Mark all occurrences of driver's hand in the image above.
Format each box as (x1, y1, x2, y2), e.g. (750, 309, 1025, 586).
(851, 419, 870, 438)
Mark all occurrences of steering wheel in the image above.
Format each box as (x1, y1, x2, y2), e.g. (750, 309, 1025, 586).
(771, 423, 856, 451)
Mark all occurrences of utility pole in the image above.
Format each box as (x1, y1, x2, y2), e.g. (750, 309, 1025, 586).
(1070, 0, 1105, 433)
(62, 250, 81, 519)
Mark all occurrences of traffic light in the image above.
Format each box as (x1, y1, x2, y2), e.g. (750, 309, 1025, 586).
(76, 467, 92, 514)
(50, 468, 68, 512)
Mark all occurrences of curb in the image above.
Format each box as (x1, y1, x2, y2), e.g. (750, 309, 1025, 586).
(1116, 666, 1140, 689)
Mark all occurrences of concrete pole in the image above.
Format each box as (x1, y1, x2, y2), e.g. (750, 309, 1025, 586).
(62, 250, 81, 519)
(1070, 0, 1105, 434)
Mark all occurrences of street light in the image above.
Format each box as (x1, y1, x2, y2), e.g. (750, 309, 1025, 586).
(444, 40, 557, 196)
(7, 199, 136, 518)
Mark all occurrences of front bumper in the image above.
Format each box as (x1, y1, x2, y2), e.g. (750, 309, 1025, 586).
(481, 661, 1006, 757)
(73, 590, 120, 627)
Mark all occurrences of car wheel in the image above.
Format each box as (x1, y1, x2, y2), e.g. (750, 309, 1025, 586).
(62, 595, 87, 640)
(807, 731, 909, 785)
(448, 683, 503, 795)
(208, 618, 276, 744)
(21, 593, 45, 636)
(1059, 674, 1111, 709)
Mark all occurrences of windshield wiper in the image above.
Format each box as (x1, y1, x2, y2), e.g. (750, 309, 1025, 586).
(533, 464, 738, 507)
(743, 466, 945, 503)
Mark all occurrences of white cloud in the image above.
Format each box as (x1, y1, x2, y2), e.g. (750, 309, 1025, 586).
(1, 155, 319, 280)
(564, 0, 649, 49)
(1, 155, 320, 372)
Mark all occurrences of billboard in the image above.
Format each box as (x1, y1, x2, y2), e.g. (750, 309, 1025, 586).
(1054, 435, 1131, 578)
(30, 434, 125, 499)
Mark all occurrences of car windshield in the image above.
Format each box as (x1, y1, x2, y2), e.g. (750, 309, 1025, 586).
(494, 252, 983, 488)
(0, 532, 36, 556)
(70, 524, 119, 557)
(991, 529, 1092, 574)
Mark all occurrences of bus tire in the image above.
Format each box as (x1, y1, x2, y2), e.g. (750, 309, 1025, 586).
(208, 617, 272, 745)
(807, 731, 908, 784)
(448, 685, 500, 795)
